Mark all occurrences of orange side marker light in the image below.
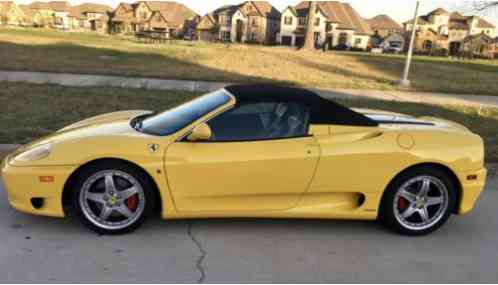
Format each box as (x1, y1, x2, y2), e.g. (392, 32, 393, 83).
(39, 176, 55, 183)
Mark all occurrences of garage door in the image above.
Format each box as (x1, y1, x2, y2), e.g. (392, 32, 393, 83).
(281, 36, 292, 46)
(295, 36, 304, 48)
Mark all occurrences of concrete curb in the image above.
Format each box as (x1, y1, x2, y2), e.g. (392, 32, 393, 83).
(1, 70, 498, 109)
(0, 70, 231, 93)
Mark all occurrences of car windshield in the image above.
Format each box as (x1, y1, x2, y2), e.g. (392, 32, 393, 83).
(136, 90, 232, 136)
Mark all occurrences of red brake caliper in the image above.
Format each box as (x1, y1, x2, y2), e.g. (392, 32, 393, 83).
(398, 198, 407, 211)
(126, 195, 138, 212)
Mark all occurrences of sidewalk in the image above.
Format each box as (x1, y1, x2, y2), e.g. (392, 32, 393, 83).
(1, 70, 497, 108)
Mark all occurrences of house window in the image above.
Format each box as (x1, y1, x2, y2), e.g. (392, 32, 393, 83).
(220, 31, 231, 42)
(250, 32, 257, 41)
(423, 40, 433, 51)
(251, 18, 257, 27)
(222, 16, 231, 26)
(54, 17, 63, 25)
(284, 16, 293, 25)
(326, 23, 333, 32)
(140, 11, 147, 20)
(298, 17, 307, 26)
(355, 38, 362, 46)
(314, 17, 320, 26)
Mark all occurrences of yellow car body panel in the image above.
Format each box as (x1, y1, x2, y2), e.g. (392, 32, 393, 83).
(0, 95, 487, 221)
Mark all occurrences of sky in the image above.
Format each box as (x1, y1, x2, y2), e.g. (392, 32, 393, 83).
(12, 0, 498, 27)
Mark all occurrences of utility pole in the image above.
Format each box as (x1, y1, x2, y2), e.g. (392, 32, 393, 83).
(399, 0, 420, 87)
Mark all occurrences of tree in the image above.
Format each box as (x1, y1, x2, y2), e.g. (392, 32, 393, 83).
(470, 1, 498, 11)
(302, 1, 317, 50)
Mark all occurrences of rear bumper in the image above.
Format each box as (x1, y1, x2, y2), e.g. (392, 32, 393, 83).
(1, 156, 76, 218)
(456, 168, 487, 215)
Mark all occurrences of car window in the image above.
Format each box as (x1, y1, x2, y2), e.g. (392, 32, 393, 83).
(139, 90, 231, 136)
(207, 102, 310, 142)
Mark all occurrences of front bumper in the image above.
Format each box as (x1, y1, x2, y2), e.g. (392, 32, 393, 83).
(457, 168, 487, 215)
(1, 155, 76, 218)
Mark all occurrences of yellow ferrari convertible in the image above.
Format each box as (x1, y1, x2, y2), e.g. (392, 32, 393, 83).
(1, 85, 487, 235)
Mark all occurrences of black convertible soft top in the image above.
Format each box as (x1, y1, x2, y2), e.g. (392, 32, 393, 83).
(224, 84, 378, 127)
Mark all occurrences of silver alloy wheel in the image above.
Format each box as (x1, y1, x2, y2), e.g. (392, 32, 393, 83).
(79, 170, 146, 231)
(393, 175, 449, 231)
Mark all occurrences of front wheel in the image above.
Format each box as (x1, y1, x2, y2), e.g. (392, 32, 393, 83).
(379, 167, 456, 236)
(72, 162, 156, 235)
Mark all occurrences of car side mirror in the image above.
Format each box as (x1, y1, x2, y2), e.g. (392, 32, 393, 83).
(187, 123, 212, 142)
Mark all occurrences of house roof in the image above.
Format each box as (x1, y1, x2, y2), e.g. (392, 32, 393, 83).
(463, 33, 494, 43)
(0, 1, 15, 17)
(295, 1, 373, 35)
(282, 5, 297, 16)
(429, 8, 449, 15)
(140, 1, 198, 27)
(403, 15, 430, 25)
(69, 3, 112, 18)
(476, 18, 495, 29)
(18, 4, 33, 18)
(366, 14, 402, 31)
(247, 1, 280, 19)
(196, 13, 216, 30)
(28, 1, 70, 12)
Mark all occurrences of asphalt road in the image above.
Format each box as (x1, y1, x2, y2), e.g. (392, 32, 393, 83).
(0, 176, 497, 283)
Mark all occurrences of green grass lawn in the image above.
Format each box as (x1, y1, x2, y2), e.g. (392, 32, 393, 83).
(0, 28, 497, 95)
(1, 81, 497, 162)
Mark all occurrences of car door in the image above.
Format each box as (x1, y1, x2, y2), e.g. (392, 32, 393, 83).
(165, 101, 320, 212)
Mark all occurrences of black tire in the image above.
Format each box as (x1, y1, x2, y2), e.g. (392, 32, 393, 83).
(71, 161, 156, 235)
(379, 166, 457, 236)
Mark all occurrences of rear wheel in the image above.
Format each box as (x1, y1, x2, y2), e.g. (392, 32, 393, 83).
(380, 167, 456, 236)
(72, 162, 156, 235)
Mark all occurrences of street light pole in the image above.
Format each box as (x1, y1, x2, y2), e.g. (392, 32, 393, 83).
(399, 0, 421, 87)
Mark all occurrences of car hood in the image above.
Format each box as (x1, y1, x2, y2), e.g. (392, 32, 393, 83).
(59, 110, 154, 132)
(15, 110, 155, 152)
(353, 108, 470, 132)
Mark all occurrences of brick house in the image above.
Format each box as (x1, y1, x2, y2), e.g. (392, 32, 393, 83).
(367, 14, 404, 49)
(366, 14, 402, 38)
(196, 1, 281, 45)
(20, 1, 71, 29)
(278, 1, 372, 50)
(403, 8, 496, 55)
(110, 1, 198, 38)
(0, 1, 29, 26)
(67, 3, 112, 33)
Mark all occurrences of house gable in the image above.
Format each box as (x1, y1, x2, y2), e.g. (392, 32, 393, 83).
(197, 14, 216, 30)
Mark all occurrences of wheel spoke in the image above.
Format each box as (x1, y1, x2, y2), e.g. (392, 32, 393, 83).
(419, 207, 430, 223)
(105, 174, 116, 194)
(419, 178, 431, 197)
(116, 204, 134, 218)
(402, 205, 417, 219)
(86, 193, 106, 205)
(399, 188, 417, 202)
(120, 186, 138, 200)
(99, 206, 113, 221)
(426, 197, 444, 207)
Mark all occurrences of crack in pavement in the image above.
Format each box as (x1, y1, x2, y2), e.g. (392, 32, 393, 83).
(187, 221, 206, 283)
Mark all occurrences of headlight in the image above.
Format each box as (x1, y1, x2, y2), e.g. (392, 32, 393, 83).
(14, 143, 53, 162)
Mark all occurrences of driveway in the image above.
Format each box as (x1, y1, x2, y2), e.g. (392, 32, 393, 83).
(0, 176, 497, 283)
